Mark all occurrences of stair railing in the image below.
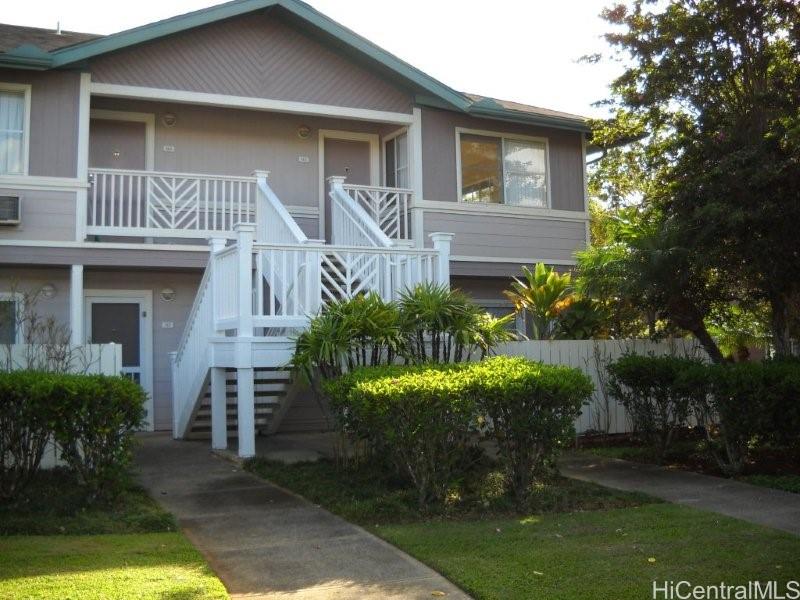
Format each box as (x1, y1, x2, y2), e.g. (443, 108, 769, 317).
(253, 170, 308, 245)
(341, 183, 411, 242)
(170, 238, 225, 438)
(328, 176, 393, 248)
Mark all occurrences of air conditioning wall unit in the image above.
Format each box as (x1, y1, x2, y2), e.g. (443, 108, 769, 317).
(0, 196, 21, 225)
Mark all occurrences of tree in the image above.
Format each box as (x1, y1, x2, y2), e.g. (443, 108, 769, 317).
(577, 203, 726, 362)
(595, 0, 800, 355)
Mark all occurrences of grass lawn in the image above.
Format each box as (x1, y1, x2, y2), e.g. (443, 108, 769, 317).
(0, 470, 228, 599)
(0, 533, 227, 600)
(379, 504, 800, 600)
(247, 459, 800, 600)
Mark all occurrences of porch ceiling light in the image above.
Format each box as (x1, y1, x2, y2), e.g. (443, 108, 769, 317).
(160, 288, 176, 302)
(162, 112, 177, 127)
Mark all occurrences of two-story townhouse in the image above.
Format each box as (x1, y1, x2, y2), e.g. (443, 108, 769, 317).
(0, 0, 590, 456)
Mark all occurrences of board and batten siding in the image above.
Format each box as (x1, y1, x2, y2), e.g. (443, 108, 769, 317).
(420, 107, 586, 212)
(89, 11, 413, 114)
(424, 211, 587, 264)
(0, 68, 81, 178)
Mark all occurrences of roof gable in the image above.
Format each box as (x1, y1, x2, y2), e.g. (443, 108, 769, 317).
(0, 0, 589, 131)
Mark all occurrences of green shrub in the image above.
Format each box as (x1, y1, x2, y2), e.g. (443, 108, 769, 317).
(325, 363, 478, 508)
(0, 371, 58, 501)
(687, 359, 800, 475)
(607, 354, 702, 460)
(325, 356, 592, 510)
(470, 357, 592, 507)
(0, 371, 146, 503)
(51, 374, 146, 502)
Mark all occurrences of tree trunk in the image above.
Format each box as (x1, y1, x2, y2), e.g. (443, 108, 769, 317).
(770, 293, 793, 358)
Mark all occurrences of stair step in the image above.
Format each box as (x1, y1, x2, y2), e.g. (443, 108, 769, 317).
(203, 391, 288, 402)
(194, 407, 274, 420)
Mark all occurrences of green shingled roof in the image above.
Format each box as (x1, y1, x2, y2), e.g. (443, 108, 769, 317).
(0, 0, 589, 132)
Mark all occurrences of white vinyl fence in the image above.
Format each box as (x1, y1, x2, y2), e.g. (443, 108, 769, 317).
(492, 339, 706, 435)
(1, 343, 123, 468)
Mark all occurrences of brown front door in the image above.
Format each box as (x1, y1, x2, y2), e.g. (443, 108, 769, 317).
(323, 137, 371, 241)
(89, 119, 147, 170)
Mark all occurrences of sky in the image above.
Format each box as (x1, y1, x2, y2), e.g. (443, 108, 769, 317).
(3, 0, 624, 118)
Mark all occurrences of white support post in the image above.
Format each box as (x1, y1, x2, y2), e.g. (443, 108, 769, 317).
(169, 351, 179, 437)
(326, 176, 347, 244)
(233, 223, 256, 458)
(326, 175, 347, 192)
(429, 232, 454, 287)
(75, 73, 91, 242)
(210, 367, 228, 450)
(208, 238, 226, 330)
(234, 224, 255, 337)
(237, 367, 255, 458)
(69, 264, 84, 347)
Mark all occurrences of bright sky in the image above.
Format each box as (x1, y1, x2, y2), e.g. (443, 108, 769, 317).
(4, 0, 623, 118)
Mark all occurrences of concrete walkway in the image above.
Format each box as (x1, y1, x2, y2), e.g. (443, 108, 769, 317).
(561, 453, 800, 536)
(135, 433, 469, 600)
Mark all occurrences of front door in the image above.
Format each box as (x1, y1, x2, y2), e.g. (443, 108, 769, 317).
(323, 137, 372, 241)
(89, 118, 147, 170)
(84, 291, 154, 430)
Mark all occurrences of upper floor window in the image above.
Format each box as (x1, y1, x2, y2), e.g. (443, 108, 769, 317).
(0, 86, 29, 176)
(384, 132, 409, 188)
(458, 131, 548, 207)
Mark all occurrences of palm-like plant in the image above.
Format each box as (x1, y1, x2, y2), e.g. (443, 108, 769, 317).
(398, 282, 471, 363)
(291, 292, 402, 382)
(504, 263, 573, 339)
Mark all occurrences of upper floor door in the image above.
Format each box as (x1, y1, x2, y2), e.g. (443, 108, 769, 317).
(322, 137, 372, 241)
(89, 118, 147, 170)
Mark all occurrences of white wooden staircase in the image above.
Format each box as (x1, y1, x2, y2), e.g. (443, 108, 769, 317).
(170, 171, 453, 457)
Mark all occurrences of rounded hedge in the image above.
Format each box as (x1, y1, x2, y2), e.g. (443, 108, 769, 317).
(324, 356, 593, 507)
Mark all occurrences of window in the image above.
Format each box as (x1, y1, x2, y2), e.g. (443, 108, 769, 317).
(459, 131, 548, 207)
(0, 294, 20, 344)
(384, 132, 409, 188)
(0, 87, 28, 175)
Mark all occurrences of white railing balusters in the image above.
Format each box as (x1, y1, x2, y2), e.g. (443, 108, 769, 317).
(340, 182, 411, 242)
(87, 168, 258, 238)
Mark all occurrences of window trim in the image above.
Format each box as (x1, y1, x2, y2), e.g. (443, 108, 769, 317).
(381, 126, 410, 189)
(0, 291, 23, 344)
(0, 82, 32, 176)
(454, 126, 551, 209)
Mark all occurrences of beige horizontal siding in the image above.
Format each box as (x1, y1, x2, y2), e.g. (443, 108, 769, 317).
(0, 68, 80, 178)
(424, 211, 586, 264)
(0, 188, 76, 241)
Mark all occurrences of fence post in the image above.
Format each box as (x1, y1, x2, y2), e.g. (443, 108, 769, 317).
(429, 232, 454, 287)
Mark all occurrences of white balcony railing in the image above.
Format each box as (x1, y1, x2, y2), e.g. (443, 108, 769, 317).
(87, 168, 257, 238)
